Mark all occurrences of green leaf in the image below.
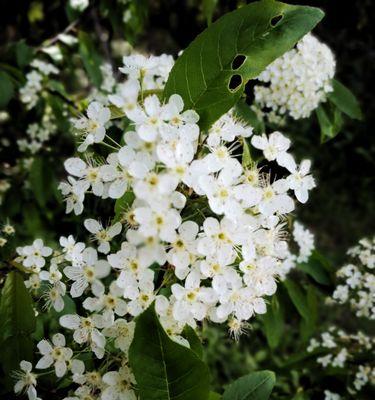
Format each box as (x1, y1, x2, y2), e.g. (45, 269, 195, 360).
(78, 31, 103, 87)
(297, 251, 331, 285)
(222, 370, 276, 400)
(299, 285, 318, 341)
(0, 271, 36, 372)
(0, 335, 34, 374)
(235, 100, 265, 134)
(283, 280, 309, 321)
(164, 0, 324, 130)
(0, 70, 15, 109)
(29, 157, 48, 208)
(259, 295, 284, 349)
(114, 191, 135, 223)
(208, 392, 221, 400)
(15, 40, 34, 68)
(328, 79, 363, 120)
(182, 325, 203, 359)
(0, 271, 36, 342)
(129, 303, 210, 400)
(316, 104, 343, 142)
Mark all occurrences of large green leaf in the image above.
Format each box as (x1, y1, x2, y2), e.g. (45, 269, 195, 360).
(222, 370, 275, 400)
(0, 271, 36, 372)
(129, 303, 210, 400)
(164, 0, 324, 130)
(328, 79, 363, 120)
(182, 325, 204, 359)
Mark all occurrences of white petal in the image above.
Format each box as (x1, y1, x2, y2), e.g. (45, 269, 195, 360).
(84, 219, 101, 234)
(59, 314, 80, 329)
(37, 340, 52, 355)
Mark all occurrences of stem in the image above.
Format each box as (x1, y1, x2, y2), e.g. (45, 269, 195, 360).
(36, 20, 79, 52)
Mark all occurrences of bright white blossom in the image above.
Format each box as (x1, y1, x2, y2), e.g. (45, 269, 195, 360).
(254, 33, 336, 120)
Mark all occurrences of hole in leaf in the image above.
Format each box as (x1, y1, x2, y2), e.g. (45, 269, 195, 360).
(270, 14, 283, 27)
(228, 74, 243, 92)
(232, 54, 246, 70)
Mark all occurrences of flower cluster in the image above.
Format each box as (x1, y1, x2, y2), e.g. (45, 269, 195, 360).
(20, 59, 59, 110)
(13, 52, 316, 399)
(308, 327, 375, 395)
(331, 236, 375, 320)
(278, 220, 315, 279)
(253, 33, 336, 121)
(17, 107, 58, 154)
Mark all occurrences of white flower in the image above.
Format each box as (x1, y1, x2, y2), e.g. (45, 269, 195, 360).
(172, 271, 217, 323)
(13, 361, 38, 400)
(162, 94, 199, 127)
(83, 281, 127, 317)
(207, 112, 252, 148)
(60, 236, 86, 268)
(134, 205, 181, 243)
(64, 157, 106, 197)
(39, 265, 66, 311)
(19, 239, 53, 270)
(167, 221, 199, 279)
(120, 54, 159, 80)
(36, 334, 73, 377)
(126, 276, 155, 317)
(109, 242, 154, 295)
(258, 178, 294, 216)
(286, 159, 316, 203)
(59, 314, 108, 359)
(197, 217, 248, 263)
(74, 101, 110, 152)
(213, 273, 267, 321)
(103, 319, 135, 353)
(64, 248, 111, 297)
(102, 366, 136, 400)
(126, 95, 165, 142)
(84, 219, 122, 254)
(251, 131, 291, 165)
(108, 79, 140, 116)
(59, 176, 89, 215)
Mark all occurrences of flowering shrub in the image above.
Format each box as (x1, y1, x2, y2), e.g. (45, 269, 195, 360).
(330, 236, 375, 319)
(0, 1, 372, 400)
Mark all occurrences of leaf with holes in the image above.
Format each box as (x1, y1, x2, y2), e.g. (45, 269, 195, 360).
(129, 303, 210, 400)
(164, 0, 324, 130)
